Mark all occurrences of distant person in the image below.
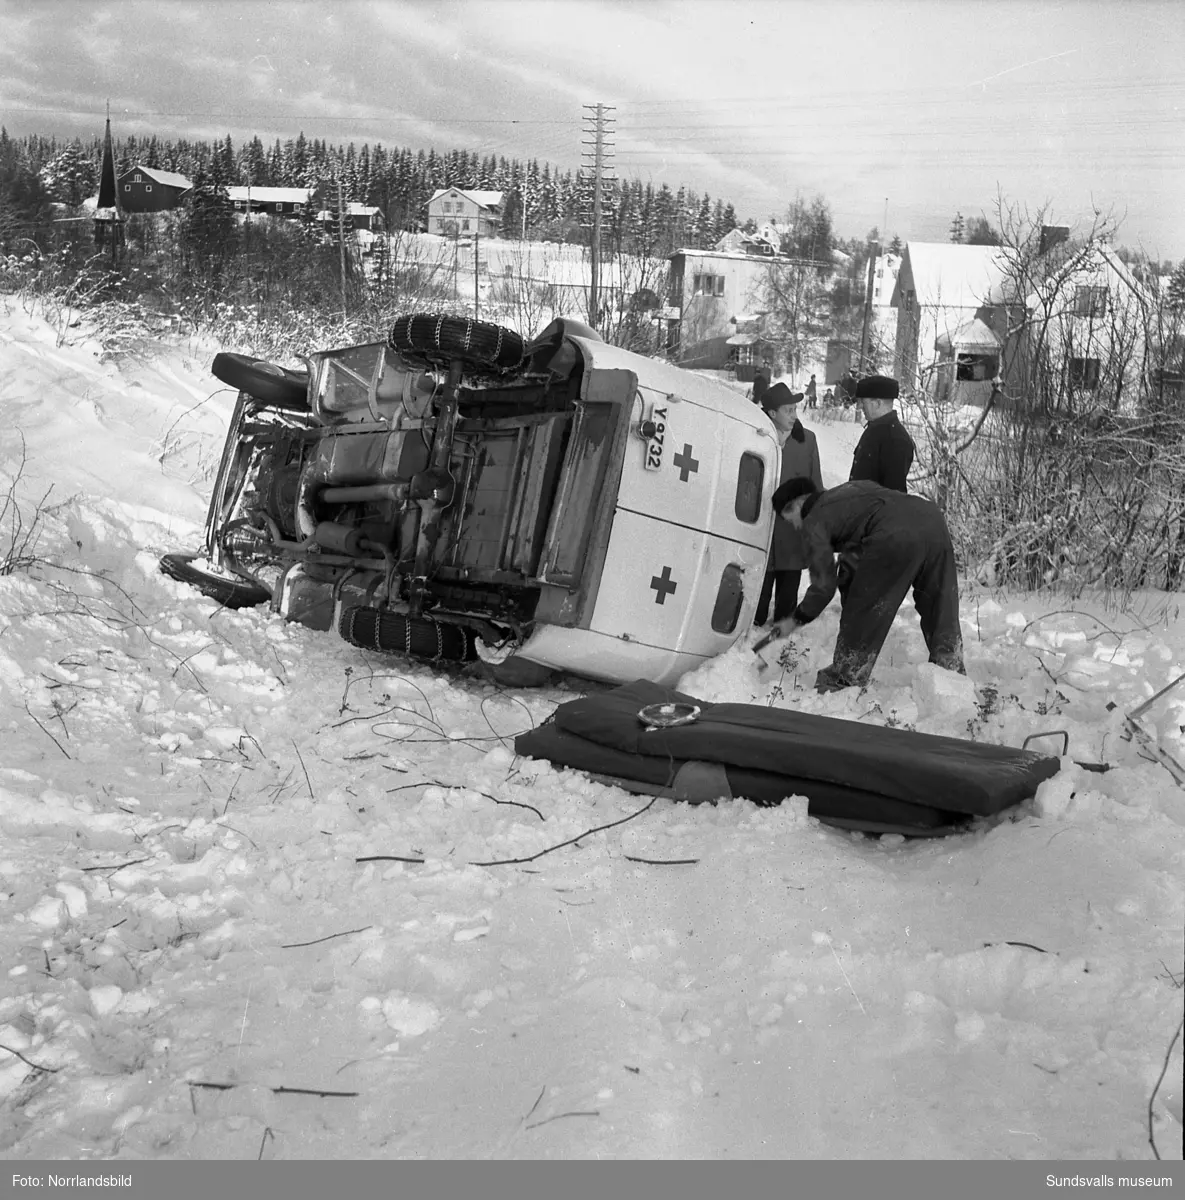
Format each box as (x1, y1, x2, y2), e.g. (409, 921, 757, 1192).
(805, 374, 818, 408)
(750, 358, 773, 406)
(753, 383, 823, 628)
(849, 374, 914, 493)
(838, 368, 858, 407)
(761, 477, 965, 692)
(822, 387, 834, 406)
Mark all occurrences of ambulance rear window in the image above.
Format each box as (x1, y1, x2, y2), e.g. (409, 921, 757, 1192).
(735, 453, 764, 523)
(711, 564, 745, 634)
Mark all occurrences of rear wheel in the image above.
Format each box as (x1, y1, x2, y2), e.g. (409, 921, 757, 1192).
(211, 353, 309, 410)
(339, 605, 476, 663)
(159, 553, 272, 609)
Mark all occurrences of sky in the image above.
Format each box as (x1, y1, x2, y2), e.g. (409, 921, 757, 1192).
(2, 0, 1183, 260)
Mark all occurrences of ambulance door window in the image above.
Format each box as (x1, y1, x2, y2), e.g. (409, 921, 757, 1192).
(735, 452, 764, 523)
(710, 564, 745, 634)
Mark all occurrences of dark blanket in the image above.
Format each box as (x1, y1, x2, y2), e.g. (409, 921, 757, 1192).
(514, 679, 1060, 837)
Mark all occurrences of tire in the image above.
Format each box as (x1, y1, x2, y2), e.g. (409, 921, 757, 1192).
(339, 606, 475, 663)
(388, 314, 525, 374)
(211, 353, 309, 410)
(159, 553, 272, 609)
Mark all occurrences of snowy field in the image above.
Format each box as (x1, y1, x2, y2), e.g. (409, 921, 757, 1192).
(0, 301, 1181, 1161)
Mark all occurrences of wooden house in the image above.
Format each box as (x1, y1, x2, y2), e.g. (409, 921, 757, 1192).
(117, 166, 192, 213)
(426, 188, 504, 238)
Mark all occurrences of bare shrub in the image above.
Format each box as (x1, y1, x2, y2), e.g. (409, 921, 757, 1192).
(1, 434, 53, 575)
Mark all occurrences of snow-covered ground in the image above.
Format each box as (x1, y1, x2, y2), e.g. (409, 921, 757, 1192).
(0, 301, 1181, 1161)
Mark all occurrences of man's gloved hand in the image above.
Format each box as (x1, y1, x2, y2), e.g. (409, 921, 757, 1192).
(753, 617, 801, 654)
(769, 617, 801, 640)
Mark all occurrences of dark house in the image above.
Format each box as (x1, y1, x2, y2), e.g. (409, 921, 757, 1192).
(118, 166, 192, 213)
(315, 202, 384, 233)
(226, 186, 314, 217)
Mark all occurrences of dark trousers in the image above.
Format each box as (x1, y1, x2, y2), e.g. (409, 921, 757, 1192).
(820, 512, 964, 690)
(754, 569, 801, 627)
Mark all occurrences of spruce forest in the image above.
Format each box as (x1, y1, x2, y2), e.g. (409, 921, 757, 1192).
(3, 128, 742, 255)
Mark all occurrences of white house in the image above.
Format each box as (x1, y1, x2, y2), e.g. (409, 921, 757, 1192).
(426, 188, 504, 237)
(892, 242, 1011, 401)
(893, 235, 1151, 410)
(667, 247, 789, 370)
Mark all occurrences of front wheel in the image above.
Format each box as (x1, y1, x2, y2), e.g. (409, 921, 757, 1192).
(159, 553, 272, 609)
(211, 353, 309, 410)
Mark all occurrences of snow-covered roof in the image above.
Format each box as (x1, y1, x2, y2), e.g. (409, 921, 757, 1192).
(894, 243, 1011, 310)
(121, 165, 192, 190)
(314, 203, 381, 219)
(935, 317, 1000, 353)
(226, 186, 313, 204)
(428, 188, 504, 210)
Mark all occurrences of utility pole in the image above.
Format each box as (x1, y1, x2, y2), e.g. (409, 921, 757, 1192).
(474, 226, 480, 319)
(859, 240, 879, 372)
(336, 169, 349, 323)
(581, 103, 616, 332)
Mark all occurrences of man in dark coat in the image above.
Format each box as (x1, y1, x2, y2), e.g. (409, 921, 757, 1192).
(849, 374, 914, 492)
(753, 383, 823, 627)
(760, 477, 965, 693)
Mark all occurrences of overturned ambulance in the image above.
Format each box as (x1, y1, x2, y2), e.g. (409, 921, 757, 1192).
(161, 314, 779, 684)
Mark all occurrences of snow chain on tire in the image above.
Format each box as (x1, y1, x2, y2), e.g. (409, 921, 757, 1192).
(387, 313, 526, 374)
(339, 605, 475, 663)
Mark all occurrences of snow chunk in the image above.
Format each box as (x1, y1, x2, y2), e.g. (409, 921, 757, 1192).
(381, 993, 441, 1038)
(27, 895, 67, 929)
(913, 663, 978, 721)
(55, 882, 88, 919)
(88, 985, 124, 1016)
(1031, 766, 1081, 821)
(203, 726, 250, 751)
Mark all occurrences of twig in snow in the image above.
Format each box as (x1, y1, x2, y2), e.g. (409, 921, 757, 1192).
(471, 786, 544, 821)
(82, 858, 149, 873)
(827, 942, 867, 1015)
(273, 1085, 360, 1098)
(216, 822, 259, 850)
(24, 703, 70, 758)
(356, 797, 660, 870)
(291, 740, 314, 800)
(257, 1126, 274, 1160)
(0, 1043, 60, 1073)
(189, 1080, 360, 1099)
(383, 777, 544, 820)
(221, 775, 241, 816)
(1148, 1016, 1183, 1161)
(171, 641, 217, 680)
(237, 986, 252, 1064)
(525, 1110, 601, 1131)
(522, 1085, 546, 1124)
(280, 926, 372, 950)
(468, 796, 658, 868)
(623, 855, 699, 866)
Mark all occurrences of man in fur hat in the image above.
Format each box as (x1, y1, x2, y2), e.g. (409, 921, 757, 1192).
(849, 373, 914, 492)
(760, 476, 965, 692)
(753, 383, 823, 627)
